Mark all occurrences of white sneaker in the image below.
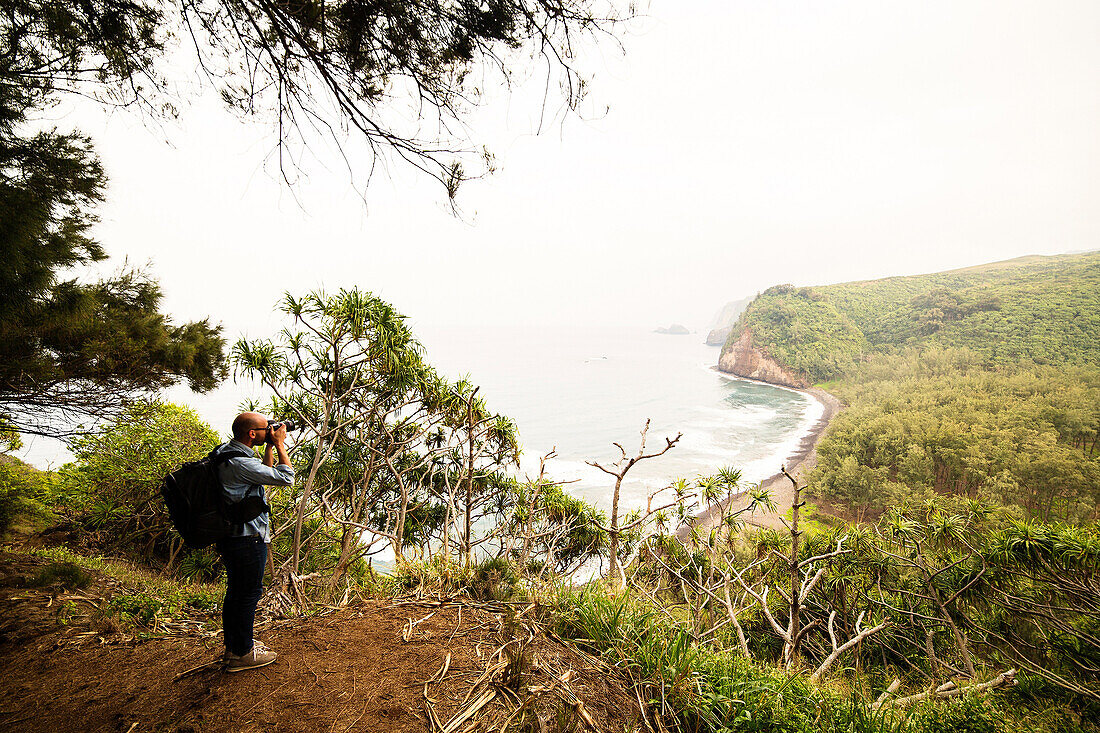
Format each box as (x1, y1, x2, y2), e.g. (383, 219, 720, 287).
(222, 639, 269, 663)
(225, 643, 277, 672)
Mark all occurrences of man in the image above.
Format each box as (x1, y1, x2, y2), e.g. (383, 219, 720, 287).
(213, 411, 294, 672)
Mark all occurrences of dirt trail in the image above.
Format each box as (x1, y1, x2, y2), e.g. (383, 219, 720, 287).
(680, 386, 843, 539)
(0, 553, 639, 732)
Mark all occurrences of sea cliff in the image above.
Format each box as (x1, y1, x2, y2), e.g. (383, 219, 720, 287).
(705, 296, 753, 345)
(717, 328, 810, 388)
(705, 325, 732, 346)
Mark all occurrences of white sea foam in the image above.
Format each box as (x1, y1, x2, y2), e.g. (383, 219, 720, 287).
(515, 380, 824, 517)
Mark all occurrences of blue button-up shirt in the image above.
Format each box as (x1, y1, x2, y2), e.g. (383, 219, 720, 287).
(213, 440, 295, 542)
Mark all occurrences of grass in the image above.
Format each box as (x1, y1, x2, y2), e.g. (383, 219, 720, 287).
(24, 546, 222, 630)
(29, 560, 94, 590)
(547, 586, 1084, 733)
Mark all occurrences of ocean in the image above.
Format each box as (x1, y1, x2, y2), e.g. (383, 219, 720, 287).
(413, 324, 821, 515)
(16, 324, 821, 517)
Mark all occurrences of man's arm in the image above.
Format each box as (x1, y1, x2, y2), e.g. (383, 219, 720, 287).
(228, 457, 294, 487)
(267, 423, 292, 470)
(230, 424, 294, 487)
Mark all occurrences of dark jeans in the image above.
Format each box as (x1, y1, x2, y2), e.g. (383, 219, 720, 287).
(215, 535, 267, 656)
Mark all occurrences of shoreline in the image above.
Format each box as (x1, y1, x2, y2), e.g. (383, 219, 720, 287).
(677, 380, 843, 539)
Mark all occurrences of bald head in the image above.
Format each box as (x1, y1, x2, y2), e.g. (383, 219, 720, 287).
(232, 412, 268, 441)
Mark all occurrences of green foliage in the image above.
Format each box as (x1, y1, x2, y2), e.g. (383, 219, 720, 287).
(608, 490, 1100, 726)
(729, 252, 1100, 384)
(470, 556, 519, 601)
(30, 560, 93, 590)
(810, 351, 1100, 522)
(555, 502, 1100, 731)
(0, 56, 225, 438)
(726, 253, 1100, 521)
(1, 0, 164, 111)
(67, 400, 220, 506)
(107, 594, 163, 626)
(553, 588, 910, 733)
(842, 255, 1100, 367)
(389, 555, 523, 601)
(908, 695, 1002, 733)
(25, 545, 222, 627)
(62, 400, 220, 564)
(1004, 676, 1100, 733)
(728, 285, 866, 382)
(0, 457, 57, 534)
(176, 547, 220, 584)
(391, 555, 469, 593)
(507, 478, 607, 576)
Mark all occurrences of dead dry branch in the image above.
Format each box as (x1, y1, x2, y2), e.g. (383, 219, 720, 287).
(872, 669, 1019, 710)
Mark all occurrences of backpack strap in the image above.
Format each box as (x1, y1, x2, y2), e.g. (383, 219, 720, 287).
(209, 450, 237, 468)
(209, 446, 265, 509)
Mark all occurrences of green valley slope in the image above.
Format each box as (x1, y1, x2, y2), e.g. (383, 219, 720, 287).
(722, 251, 1100, 384)
(719, 251, 1100, 523)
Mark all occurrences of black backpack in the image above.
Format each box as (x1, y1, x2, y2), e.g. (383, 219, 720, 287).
(161, 448, 270, 549)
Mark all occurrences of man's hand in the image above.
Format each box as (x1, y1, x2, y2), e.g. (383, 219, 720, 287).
(265, 422, 291, 468)
(269, 423, 288, 446)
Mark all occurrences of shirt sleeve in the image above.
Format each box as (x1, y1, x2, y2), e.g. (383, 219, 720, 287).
(226, 456, 295, 487)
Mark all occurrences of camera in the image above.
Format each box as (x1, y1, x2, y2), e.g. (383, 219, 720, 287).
(267, 419, 299, 432)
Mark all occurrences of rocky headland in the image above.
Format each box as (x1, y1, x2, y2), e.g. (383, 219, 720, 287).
(676, 321, 843, 539)
(717, 328, 810, 388)
(705, 296, 753, 345)
(705, 325, 732, 346)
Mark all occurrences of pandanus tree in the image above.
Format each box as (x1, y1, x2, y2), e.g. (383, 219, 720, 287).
(232, 288, 519, 600)
(502, 450, 609, 580)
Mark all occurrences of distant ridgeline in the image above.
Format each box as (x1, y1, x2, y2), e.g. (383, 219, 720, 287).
(704, 295, 754, 345)
(721, 251, 1100, 385)
(719, 251, 1100, 523)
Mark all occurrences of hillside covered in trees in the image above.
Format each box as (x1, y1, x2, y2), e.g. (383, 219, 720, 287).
(721, 251, 1100, 523)
(725, 251, 1100, 383)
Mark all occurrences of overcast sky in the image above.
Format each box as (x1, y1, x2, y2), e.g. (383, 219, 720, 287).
(58, 0, 1100, 338)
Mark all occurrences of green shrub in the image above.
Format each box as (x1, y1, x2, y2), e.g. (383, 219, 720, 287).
(62, 400, 219, 564)
(0, 458, 55, 535)
(470, 556, 519, 601)
(107, 594, 164, 626)
(552, 587, 903, 733)
(30, 561, 93, 590)
(180, 587, 221, 614)
(392, 556, 470, 593)
(0, 480, 17, 534)
(177, 547, 220, 583)
(389, 555, 523, 601)
(1002, 675, 1099, 733)
(908, 695, 1002, 733)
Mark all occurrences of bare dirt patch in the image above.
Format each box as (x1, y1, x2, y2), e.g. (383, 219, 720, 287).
(0, 552, 641, 732)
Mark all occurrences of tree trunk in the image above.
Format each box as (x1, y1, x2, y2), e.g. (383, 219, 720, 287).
(608, 475, 623, 589)
(464, 390, 477, 565)
(788, 471, 802, 667)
